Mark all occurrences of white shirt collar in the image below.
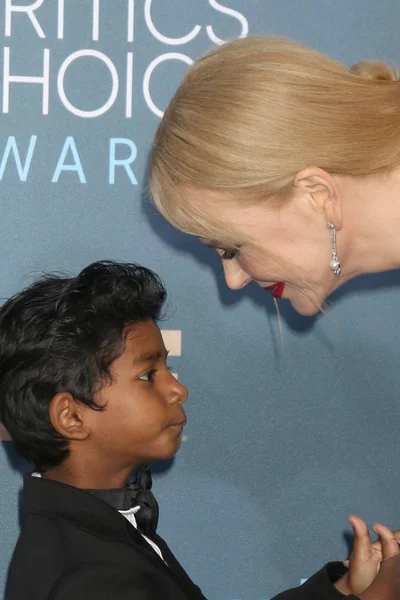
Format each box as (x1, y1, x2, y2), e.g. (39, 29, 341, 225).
(31, 472, 165, 563)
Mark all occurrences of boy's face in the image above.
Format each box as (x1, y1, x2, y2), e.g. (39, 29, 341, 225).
(86, 320, 188, 467)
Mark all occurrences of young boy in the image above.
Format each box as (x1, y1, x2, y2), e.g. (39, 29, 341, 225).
(0, 260, 397, 600)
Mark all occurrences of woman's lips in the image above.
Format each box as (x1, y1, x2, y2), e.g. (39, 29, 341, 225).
(263, 282, 285, 298)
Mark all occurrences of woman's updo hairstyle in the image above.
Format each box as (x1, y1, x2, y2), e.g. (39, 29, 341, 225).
(149, 37, 400, 244)
(351, 60, 398, 82)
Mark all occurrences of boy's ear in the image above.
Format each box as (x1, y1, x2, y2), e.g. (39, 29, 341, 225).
(49, 393, 91, 441)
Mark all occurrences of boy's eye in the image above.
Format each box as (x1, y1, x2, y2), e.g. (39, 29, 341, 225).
(139, 370, 156, 382)
(220, 247, 240, 261)
(139, 365, 172, 382)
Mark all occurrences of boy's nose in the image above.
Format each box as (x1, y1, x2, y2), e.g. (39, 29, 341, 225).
(168, 376, 188, 404)
(222, 260, 251, 290)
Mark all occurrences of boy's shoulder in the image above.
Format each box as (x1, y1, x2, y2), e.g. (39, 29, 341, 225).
(20, 475, 140, 546)
(7, 476, 196, 600)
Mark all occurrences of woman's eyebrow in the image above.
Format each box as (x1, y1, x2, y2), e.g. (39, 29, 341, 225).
(200, 239, 221, 249)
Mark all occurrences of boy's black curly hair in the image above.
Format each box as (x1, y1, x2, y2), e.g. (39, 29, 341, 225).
(0, 261, 166, 471)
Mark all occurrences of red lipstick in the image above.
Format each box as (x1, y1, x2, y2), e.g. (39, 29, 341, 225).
(264, 282, 285, 298)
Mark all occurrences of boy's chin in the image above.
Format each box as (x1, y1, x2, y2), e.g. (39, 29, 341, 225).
(149, 437, 183, 463)
(165, 436, 183, 457)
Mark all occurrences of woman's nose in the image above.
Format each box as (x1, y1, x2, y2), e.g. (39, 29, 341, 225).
(222, 260, 251, 290)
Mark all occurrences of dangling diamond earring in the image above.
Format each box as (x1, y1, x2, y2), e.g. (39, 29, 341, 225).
(327, 223, 341, 277)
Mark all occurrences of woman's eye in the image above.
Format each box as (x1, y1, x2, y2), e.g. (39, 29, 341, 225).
(220, 248, 239, 261)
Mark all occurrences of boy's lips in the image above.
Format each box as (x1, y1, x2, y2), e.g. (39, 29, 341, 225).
(264, 282, 285, 298)
(169, 417, 187, 428)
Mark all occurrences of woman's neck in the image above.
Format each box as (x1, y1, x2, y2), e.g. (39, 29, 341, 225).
(337, 168, 400, 284)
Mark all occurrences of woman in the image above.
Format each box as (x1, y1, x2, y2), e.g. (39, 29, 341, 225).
(149, 36, 400, 316)
(148, 36, 400, 599)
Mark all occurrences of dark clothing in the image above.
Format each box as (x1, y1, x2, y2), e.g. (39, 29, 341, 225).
(6, 476, 357, 600)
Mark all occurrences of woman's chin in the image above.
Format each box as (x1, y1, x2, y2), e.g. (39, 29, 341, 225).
(288, 296, 321, 317)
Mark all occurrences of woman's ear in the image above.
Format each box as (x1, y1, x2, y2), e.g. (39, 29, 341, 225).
(293, 167, 343, 229)
(49, 393, 91, 441)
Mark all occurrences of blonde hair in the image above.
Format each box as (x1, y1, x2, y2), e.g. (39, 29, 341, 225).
(149, 36, 400, 248)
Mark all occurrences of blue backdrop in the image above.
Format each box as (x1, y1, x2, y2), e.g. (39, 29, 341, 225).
(0, 2, 400, 599)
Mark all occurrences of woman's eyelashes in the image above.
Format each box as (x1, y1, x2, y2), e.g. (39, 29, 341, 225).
(219, 247, 240, 260)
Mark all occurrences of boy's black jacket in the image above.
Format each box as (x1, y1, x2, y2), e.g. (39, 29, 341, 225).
(6, 476, 357, 600)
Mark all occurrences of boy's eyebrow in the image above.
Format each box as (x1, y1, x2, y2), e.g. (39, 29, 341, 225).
(132, 349, 169, 366)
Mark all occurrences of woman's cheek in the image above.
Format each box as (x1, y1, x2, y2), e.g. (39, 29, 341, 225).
(239, 256, 277, 281)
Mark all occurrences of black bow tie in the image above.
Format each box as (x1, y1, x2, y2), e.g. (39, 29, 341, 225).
(87, 465, 159, 537)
